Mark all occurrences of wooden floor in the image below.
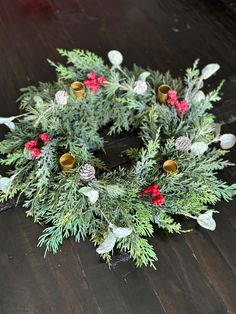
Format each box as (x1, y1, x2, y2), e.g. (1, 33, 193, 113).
(0, 1, 236, 313)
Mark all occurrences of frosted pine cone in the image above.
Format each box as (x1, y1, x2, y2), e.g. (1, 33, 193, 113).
(133, 80, 147, 95)
(79, 164, 96, 182)
(55, 90, 69, 105)
(175, 136, 191, 152)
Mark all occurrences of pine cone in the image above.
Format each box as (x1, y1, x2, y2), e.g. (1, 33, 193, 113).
(55, 90, 69, 105)
(79, 164, 96, 182)
(175, 136, 191, 152)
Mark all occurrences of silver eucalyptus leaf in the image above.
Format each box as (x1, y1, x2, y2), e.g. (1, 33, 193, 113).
(138, 71, 151, 81)
(197, 211, 216, 231)
(191, 142, 208, 155)
(107, 50, 123, 67)
(199, 79, 204, 89)
(79, 187, 99, 204)
(192, 91, 205, 103)
(110, 224, 132, 238)
(96, 231, 116, 254)
(0, 117, 16, 131)
(220, 134, 236, 150)
(201, 64, 220, 80)
(0, 177, 12, 193)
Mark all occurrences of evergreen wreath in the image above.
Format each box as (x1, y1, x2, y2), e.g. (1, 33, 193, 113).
(0, 48, 236, 268)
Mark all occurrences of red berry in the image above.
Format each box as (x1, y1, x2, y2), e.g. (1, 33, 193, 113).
(167, 90, 178, 106)
(25, 140, 38, 150)
(152, 198, 159, 205)
(39, 132, 51, 143)
(97, 76, 105, 85)
(143, 184, 159, 194)
(87, 72, 96, 80)
(168, 90, 177, 98)
(176, 100, 188, 113)
(151, 188, 161, 197)
(174, 100, 180, 109)
(91, 85, 99, 93)
(151, 184, 158, 190)
(83, 79, 92, 87)
(30, 148, 41, 158)
(152, 194, 165, 206)
(143, 186, 153, 194)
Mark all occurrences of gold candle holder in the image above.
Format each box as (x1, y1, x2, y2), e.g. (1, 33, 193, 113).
(70, 82, 85, 100)
(59, 153, 76, 171)
(163, 160, 178, 173)
(157, 85, 171, 104)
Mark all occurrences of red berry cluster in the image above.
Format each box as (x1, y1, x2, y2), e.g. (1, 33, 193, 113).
(83, 72, 106, 93)
(142, 183, 165, 206)
(25, 132, 51, 158)
(167, 90, 188, 114)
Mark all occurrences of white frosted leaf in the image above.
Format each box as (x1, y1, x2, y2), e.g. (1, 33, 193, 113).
(0, 117, 15, 124)
(201, 64, 220, 80)
(192, 91, 205, 103)
(199, 80, 204, 89)
(191, 142, 208, 155)
(138, 71, 151, 81)
(197, 211, 216, 231)
(220, 134, 236, 149)
(0, 177, 11, 193)
(110, 224, 132, 238)
(0, 117, 16, 131)
(5, 121, 15, 131)
(79, 187, 99, 204)
(107, 50, 123, 66)
(96, 231, 116, 254)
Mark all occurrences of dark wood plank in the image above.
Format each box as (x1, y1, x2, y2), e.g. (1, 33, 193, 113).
(185, 230, 236, 313)
(0, 207, 102, 314)
(146, 230, 230, 314)
(70, 240, 166, 314)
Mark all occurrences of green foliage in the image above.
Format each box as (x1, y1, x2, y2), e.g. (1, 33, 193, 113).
(0, 49, 235, 269)
(49, 48, 107, 81)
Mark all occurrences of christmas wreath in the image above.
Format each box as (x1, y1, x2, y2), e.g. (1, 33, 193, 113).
(0, 49, 236, 268)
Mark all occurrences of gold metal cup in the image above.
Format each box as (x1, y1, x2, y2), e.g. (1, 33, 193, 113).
(70, 82, 85, 100)
(59, 153, 76, 171)
(163, 160, 178, 173)
(157, 85, 171, 104)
